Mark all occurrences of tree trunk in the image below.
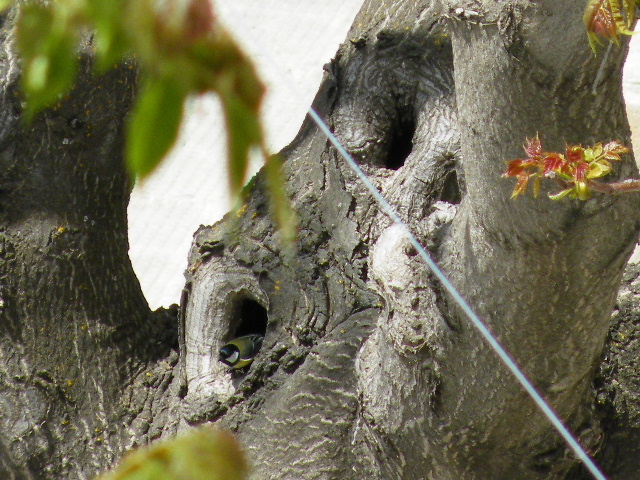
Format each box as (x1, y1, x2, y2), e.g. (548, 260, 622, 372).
(2, 1, 640, 479)
(0, 8, 180, 480)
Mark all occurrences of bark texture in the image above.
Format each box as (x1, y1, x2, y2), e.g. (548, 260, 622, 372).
(0, 9, 179, 480)
(180, 1, 640, 479)
(1, 1, 640, 480)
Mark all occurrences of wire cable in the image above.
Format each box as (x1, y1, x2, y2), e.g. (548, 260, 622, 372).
(218, 3, 608, 479)
(308, 109, 607, 480)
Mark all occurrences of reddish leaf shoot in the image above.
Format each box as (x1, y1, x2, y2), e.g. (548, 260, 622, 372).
(503, 136, 631, 200)
(584, 0, 637, 54)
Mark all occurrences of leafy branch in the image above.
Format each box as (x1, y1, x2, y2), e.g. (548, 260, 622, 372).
(12, 0, 262, 186)
(5, 0, 295, 240)
(584, 0, 639, 53)
(502, 136, 636, 200)
(503, 2, 639, 202)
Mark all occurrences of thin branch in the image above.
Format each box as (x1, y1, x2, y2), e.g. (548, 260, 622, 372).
(590, 178, 640, 194)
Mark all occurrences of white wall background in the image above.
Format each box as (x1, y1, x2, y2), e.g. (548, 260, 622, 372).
(128, 0, 364, 309)
(128, 3, 640, 309)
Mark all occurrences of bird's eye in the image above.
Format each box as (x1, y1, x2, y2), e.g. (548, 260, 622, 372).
(220, 345, 240, 365)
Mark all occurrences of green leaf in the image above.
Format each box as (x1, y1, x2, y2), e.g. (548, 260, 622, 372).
(548, 188, 574, 201)
(587, 161, 612, 179)
(575, 181, 591, 200)
(0, 0, 12, 13)
(126, 76, 186, 179)
(87, 0, 131, 70)
(97, 427, 248, 480)
(220, 92, 263, 197)
(16, 3, 78, 117)
(264, 153, 297, 244)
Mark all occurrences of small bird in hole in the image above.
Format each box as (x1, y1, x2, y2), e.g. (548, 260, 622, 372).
(219, 334, 264, 369)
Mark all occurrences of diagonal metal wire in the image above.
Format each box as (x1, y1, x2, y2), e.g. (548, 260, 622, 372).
(219, 3, 608, 479)
(307, 108, 607, 480)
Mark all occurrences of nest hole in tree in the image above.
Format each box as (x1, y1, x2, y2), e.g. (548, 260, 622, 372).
(231, 296, 269, 338)
(384, 114, 416, 170)
(438, 169, 462, 204)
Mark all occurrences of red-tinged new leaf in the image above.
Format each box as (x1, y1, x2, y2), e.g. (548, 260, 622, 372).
(503, 159, 530, 177)
(585, 0, 619, 41)
(524, 135, 543, 158)
(602, 140, 629, 160)
(542, 153, 566, 176)
(504, 136, 631, 201)
(574, 161, 589, 182)
(566, 145, 585, 164)
(511, 174, 531, 198)
(584, 0, 637, 53)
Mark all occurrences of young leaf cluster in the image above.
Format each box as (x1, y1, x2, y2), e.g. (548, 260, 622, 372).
(503, 136, 629, 200)
(584, 0, 639, 53)
(10, 0, 265, 194)
(9, 0, 296, 240)
(97, 427, 248, 480)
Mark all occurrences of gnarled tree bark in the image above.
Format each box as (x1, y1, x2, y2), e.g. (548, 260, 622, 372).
(1, 1, 640, 479)
(182, 1, 640, 479)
